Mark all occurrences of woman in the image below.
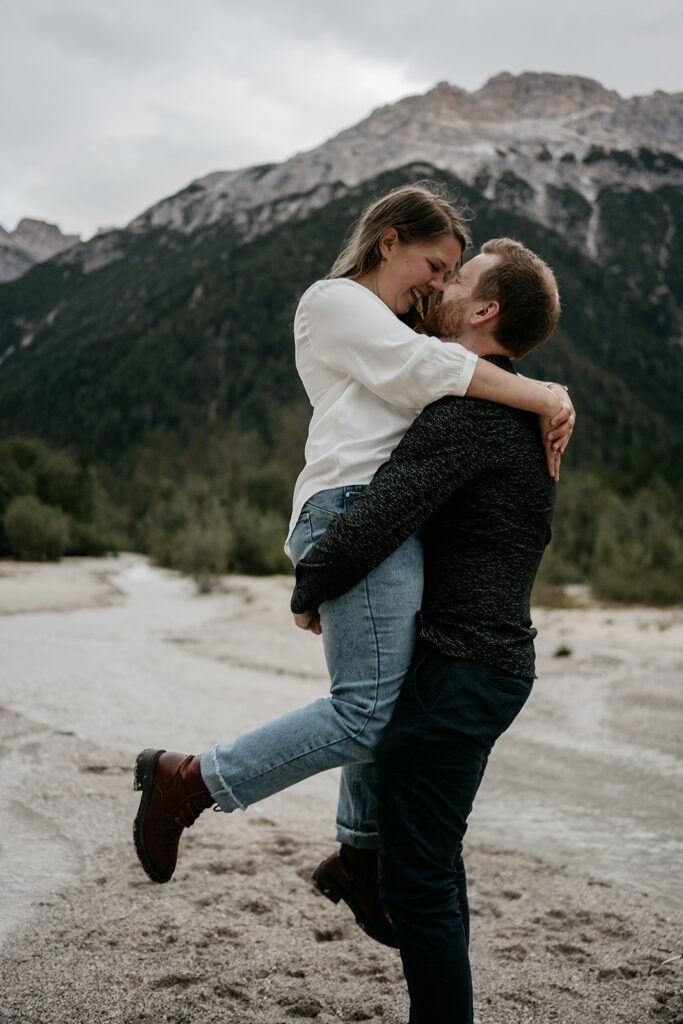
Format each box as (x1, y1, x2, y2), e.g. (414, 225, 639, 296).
(133, 184, 573, 941)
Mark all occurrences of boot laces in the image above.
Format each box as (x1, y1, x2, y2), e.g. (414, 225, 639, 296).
(173, 793, 213, 828)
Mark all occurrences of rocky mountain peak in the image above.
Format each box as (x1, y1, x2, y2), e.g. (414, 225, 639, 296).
(475, 71, 621, 118)
(0, 218, 80, 283)
(11, 218, 80, 262)
(117, 70, 681, 271)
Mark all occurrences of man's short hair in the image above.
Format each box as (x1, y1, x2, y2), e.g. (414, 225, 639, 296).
(474, 239, 560, 357)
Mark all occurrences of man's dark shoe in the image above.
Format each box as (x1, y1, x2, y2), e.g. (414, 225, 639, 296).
(133, 748, 214, 883)
(312, 844, 397, 948)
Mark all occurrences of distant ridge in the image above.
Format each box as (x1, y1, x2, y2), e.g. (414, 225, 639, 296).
(0, 218, 80, 283)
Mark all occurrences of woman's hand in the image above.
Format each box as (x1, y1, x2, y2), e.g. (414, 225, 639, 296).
(538, 383, 575, 482)
(293, 610, 322, 635)
(545, 384, 575, 453)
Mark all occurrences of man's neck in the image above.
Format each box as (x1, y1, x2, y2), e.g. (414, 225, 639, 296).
(442, 329, 509, 359)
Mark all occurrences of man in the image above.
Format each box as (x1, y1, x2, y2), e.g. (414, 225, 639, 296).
(290, 238, 564, 1023)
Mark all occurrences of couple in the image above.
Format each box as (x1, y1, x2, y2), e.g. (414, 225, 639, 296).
(133, 183, 573, 1023)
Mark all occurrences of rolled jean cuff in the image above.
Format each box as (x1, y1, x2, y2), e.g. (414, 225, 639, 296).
(200, 747, 245, 813)
(335, 823, 381, 850)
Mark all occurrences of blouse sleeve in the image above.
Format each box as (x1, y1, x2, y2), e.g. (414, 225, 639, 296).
(297, 279, 477, 410)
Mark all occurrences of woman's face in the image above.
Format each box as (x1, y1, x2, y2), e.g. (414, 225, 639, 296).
(379, 232, 463, 316)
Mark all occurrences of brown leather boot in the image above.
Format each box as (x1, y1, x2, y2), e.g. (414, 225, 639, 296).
(133, 748, 214, 883)
(312, 844, 397, 948)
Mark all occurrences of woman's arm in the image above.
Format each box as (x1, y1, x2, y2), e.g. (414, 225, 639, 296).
(301, 281, 575, 474)
(467, 358, 561, 417)
(467, 362, 575, 480)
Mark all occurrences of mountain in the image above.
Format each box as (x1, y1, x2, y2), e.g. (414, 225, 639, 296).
(0, 73, 681, 478)
(0, 218, 80, 283)
(121, 71, 682, 343)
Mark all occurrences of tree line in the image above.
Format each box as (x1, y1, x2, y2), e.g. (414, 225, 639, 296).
(1, 434, 681, 605)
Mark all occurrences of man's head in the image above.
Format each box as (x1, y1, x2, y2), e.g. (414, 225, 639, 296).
(424, 238, 560, 358)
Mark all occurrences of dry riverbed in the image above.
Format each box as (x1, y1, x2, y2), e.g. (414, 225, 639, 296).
(0, 555, 680, 1023)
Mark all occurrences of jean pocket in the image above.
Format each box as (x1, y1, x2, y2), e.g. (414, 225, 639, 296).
(305, 504, 339, 545)
(289, 512, 313, 563)
(485, 671, 534, 698)
(411, 650, 447, 713)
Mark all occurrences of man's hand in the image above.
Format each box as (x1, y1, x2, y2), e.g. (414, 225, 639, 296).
(293, 610, 322, 635)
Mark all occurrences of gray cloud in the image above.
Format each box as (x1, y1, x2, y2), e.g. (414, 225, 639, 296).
(1, 0, 680, 238)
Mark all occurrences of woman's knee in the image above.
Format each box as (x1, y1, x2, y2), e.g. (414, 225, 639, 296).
(329, 695, 393, 750)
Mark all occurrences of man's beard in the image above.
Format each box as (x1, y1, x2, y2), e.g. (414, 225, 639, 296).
(424, 297, 470, 340)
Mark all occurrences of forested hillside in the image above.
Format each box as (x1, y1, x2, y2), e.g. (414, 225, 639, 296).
(1, 89, 681, 600)
(1, 165, 680, 463)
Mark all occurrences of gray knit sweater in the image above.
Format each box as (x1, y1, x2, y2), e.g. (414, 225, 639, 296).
(291, 356, 556, 679)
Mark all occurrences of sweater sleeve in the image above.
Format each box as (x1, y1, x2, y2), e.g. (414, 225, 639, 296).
(298, 279, 477, 409)
(290, 399, 493, 613)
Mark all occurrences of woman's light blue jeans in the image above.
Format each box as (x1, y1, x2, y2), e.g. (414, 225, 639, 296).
(200, 486, 424, 848)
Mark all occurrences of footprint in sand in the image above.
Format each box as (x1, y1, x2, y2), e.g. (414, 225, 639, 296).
(150, 973, 202, 990)
(550, 941, 587, 959)
(277, 994, 324, 1017)
(265, 834, 302, 858)
(497, 942, 528, 961)
(314, 926, 345, 942)
(212, 982, 250, 1003)
(239, 897, 271, 915)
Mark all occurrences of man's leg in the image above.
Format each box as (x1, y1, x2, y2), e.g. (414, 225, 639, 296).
(377, 642, 533, 1024)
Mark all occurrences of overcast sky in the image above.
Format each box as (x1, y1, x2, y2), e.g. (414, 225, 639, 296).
(2, 0, 681, 239)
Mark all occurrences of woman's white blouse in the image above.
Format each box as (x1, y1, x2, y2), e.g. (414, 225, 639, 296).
(286, 278, 478, 548)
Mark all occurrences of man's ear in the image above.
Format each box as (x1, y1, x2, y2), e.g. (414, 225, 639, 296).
(378, 227, 399, 259)
(471, 299, 499, 325)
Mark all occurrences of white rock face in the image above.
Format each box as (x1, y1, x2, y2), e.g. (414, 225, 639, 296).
(0, 219, 80, 283)
(125, 71, 683, 259)
(9, 73, 682, 283)
(0, 228, 35, 282)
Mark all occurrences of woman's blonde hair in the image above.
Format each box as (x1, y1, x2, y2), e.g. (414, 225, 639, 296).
(327, 182, 470, 280)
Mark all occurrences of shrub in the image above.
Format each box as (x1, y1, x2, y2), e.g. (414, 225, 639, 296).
(590, 487, 683, 604)
(229, 500, 291, 575)
(66, 518, 118, 556)
(173, 510, 233, 592)
(4, 494, 70, 561)
(536, 470, 612, 584)
(36, 450, 94, 521)
(238, 463, 293, 517)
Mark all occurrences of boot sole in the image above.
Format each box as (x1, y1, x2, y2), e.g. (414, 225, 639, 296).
(311, 863, 398, 948)
(132, 747, 172, 884)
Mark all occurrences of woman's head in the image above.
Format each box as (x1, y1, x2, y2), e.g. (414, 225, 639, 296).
(328, 182, 470, 316)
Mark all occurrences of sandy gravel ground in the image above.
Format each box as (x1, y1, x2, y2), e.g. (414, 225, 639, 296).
(0, 554, 681, 1024)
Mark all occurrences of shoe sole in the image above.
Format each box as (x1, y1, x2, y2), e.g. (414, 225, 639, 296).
(132, 747, 172, 884)
(311, 863, 398, 948)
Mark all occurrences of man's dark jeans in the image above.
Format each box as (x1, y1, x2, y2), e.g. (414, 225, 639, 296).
(376, 640, 534, 1024)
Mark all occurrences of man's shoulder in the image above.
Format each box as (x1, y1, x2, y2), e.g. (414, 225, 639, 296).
(422, 392, 529, 426)
(402, 395, 509, 460)
(416, 393, 543, 464)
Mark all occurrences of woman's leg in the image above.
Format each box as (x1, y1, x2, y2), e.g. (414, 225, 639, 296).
(335, 762, 380, 849)
(200, 488, 423, 814)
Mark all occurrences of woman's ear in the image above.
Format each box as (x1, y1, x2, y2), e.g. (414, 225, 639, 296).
(378, 227, 399, 260)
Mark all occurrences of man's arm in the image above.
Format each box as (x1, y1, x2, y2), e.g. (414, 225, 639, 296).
(291, 399, 498, 614)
